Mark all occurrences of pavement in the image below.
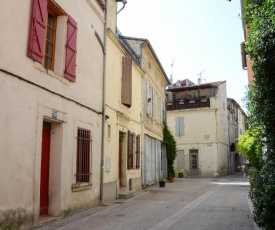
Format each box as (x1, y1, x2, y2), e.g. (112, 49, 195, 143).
(36, 172, 261, 230)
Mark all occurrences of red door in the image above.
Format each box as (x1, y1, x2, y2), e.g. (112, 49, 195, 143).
(40, 122, 51, 215)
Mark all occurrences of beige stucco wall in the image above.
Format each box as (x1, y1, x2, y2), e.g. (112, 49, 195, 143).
(103, 30, 144, 203)
(0, 0, 104, 228)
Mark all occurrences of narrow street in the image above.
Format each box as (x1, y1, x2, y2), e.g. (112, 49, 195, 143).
(36, 173, 259, 230)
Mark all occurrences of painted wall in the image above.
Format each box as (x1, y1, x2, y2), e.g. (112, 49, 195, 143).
(103, 30, 144, 203)
(0, 0, 104, 228)
(167, 82, 229, 178)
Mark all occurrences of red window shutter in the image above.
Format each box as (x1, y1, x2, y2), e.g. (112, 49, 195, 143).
(121, 57, 132, 107)
(136, 135, 140, 169)
(127, 131, 133, 169)
(28, 0, 47, 63)
(65, 15, 77, 82)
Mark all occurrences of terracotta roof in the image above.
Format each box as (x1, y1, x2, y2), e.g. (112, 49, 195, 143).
(97, 0, 106, 10)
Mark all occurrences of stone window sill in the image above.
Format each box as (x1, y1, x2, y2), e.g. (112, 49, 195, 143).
(71, 182, 93, 192)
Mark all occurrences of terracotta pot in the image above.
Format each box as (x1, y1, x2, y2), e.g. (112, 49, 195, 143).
(168, 176, 174, 183)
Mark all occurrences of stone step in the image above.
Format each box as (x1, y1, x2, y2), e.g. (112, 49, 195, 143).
(118, 191, 134, 199)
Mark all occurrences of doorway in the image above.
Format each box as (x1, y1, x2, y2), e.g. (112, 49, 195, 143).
(189, 150, 199, 176)
(40, 122, 51, 215)
(118, 131, 126, 188)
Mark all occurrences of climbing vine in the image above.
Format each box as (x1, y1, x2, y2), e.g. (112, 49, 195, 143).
(163, 122, 177, 178)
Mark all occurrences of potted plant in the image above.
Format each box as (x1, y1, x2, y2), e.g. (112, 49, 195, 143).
(163, 122, 177, 183)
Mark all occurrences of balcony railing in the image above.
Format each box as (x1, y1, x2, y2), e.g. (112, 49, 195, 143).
(166, 99, 210, 111)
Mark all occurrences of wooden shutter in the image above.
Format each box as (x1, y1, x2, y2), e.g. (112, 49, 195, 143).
(241, 42, 247, 70)
(121, 57, 132, 107)
(65, 15, 77, 82)
(127, 131, 133, 169)
(160, 98, 163, 124)
(136, 135, 140, 169)
(28, 0, 47, 63)
(146, 80, 150, 114)
(152, 87, 155, 117)
(177, 150, 184, 169)
(175, 117, 184, 136)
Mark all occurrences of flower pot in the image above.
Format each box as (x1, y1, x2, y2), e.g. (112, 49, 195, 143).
(159, 181, 165, 187)
(168, 176, 174, 183)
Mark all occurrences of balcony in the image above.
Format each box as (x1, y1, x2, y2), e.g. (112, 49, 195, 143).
(167, 99, 210, 111)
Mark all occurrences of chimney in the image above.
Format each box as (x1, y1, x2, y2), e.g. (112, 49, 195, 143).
(198, 78, 201, 85)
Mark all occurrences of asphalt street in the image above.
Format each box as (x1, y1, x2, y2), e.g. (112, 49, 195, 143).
(36, 173, 260, 230)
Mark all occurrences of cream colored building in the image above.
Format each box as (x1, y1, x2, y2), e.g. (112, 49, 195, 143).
(0, 0, 105, 228)
(103, 0, 169, 202)
(123, 37, 170, 186)
(166, 79, 229, 178)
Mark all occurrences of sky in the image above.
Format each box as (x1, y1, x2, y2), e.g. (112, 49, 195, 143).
(117, 0, 248, 110)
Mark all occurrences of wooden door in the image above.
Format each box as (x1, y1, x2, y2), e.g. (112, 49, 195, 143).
(40, 122, 51, 215)
(189, 150, 198, 176)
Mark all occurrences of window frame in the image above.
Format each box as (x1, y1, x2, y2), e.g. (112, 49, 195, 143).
(76, 128, 92, 183)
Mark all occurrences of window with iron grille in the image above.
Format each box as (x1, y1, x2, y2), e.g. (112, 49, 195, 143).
(76, 128, 91, 183)
(127, 131, 140, 169)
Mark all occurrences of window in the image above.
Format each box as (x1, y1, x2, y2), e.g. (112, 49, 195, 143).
(121, 57, 132, 107)
(76, 128, 91, 183)
(175, 116, 184, 136)
(146, 80, 151, 115)
(159, 97, 163, 124)
(28, 0, 77, 82)
(127, 131, 140, 169)
(177, 150, 184, 169)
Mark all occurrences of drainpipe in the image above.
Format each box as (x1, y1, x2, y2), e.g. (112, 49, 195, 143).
(99, 0, 108, 202)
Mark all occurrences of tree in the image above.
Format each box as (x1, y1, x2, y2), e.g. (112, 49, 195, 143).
(241, 0, 275, 229)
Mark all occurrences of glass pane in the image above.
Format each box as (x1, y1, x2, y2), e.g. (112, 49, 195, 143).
(47, 28, 54, 42)
(45, 42, 53, 57)
(44, 57, 52, 70)
(48, 13, 55, 28)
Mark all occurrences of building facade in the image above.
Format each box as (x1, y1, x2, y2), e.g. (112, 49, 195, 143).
(123, 37, 170, 186)
(166, 80, 229, 178)
(0, 0, 105, 228)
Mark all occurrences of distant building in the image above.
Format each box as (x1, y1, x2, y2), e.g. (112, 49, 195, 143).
(227, 98, 247, 173)
(166, 79, 229, 177)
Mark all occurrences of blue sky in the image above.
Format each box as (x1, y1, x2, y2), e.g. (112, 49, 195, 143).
(117, 0, 248, 110)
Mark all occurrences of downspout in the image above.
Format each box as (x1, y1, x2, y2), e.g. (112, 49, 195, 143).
(99, 0, 108, 202)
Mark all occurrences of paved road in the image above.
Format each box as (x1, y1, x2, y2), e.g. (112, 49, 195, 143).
(37, 173, 260, 230)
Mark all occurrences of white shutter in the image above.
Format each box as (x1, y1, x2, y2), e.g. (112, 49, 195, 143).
(152, 87, 155, 117)
(177, 150, 184, 169)
(160, 98, 163, 124)
(146, 80, 150, 115)
(175, 117, 184, 136)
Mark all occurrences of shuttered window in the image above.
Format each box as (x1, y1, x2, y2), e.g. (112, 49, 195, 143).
(76, 128, 91, 183)
(28, 0, 47, 63)
(65, 16, 77, 82)
(136, 135, 140, 169)
(146, 80, 151, 115)
(177, 150, 184, 169)
(121, 57, 132, 107)
(175, 116, 184, 136)
(127, 131, 140, 170)
(127, 131, 133, 169)
(28, 0, 77, 82)
(152, 87, 155, 118)
(159, 98, 163, 124)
